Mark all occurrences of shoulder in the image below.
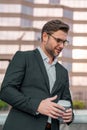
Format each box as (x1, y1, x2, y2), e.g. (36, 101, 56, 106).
(13, 49, 35, 59)
(14, 50, 34, 56)
(10, 50, 35, 66)
(56, 62, 68, 73)
(56, 62, 69, 80)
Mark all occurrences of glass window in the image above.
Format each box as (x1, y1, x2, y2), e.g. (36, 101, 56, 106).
(73, 37, 87, 46)
(0, 45, 19, 54)
(34, 8, 63, 17)
(0, 4, 21, 13)
(62, 48, 72, 58)
(0, 61, 9, 69)
(34, 0, 49, 4)
(72, 63, 87, 72)
(50, 0, 60, 4)
(72, 76, 87, 86)
(33, 21, 47, 29)
(62, 62, 72, 72)
(74, 12, 87, 20)
(21, 6, 33, 15)
(0, 74, 5, 85)
(63, 9, 73, 19)
(0, 31, 39, 40)
(60, 0, 87, 8)
(35, 32, 41, 41)
(0, 18, 20, 26)
(72, 49, 87, 59)
(73, 24, 87, 33)
(21, 45, 34, 51)
(21, 19, 32, 27)
(0, 31, 23, 40)
(22, 31, 37, 40)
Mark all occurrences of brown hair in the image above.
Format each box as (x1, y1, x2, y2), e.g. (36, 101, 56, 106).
(41, 19, 69, 41)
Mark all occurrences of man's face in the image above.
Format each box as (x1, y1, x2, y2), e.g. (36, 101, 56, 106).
(42, 30, 68, 58)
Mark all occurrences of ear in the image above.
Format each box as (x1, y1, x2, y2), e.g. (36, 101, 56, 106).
(42, 32, 48, 42)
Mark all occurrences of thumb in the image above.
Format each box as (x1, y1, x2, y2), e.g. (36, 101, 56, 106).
(49, 95, 57, 101)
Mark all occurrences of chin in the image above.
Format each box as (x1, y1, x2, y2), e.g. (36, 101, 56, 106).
(54, 52, 60, 57)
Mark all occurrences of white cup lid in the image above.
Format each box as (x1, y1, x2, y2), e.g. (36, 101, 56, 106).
(58, 100, 71, 107)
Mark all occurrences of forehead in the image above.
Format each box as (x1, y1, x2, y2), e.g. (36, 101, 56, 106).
(53, 30, 68, 38)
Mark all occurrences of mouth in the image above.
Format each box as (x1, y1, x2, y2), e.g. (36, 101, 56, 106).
(55, 48, 62, 54)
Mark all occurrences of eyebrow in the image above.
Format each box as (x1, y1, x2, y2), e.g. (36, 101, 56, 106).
(47, 33, 69, 44)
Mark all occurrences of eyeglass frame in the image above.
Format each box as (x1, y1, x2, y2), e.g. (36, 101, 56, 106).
(47, 33, 69, 46)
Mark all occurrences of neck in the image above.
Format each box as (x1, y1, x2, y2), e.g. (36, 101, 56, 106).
(40, 45, 54, 64)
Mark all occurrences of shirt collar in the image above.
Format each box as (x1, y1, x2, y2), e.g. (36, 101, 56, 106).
(37, 47, 58, 65)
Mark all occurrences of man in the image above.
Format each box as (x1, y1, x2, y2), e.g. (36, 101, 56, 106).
(0, 19, 74, 130)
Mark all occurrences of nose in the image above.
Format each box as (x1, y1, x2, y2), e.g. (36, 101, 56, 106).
(58, 42, 64, 48)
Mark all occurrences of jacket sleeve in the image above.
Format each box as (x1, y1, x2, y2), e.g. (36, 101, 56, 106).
(0, 51, 41, 116)
(61, 70, 74, 124)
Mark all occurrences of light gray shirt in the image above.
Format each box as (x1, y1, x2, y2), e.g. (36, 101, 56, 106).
(38, 47, 58, 93)
(38, 47, 58, 123)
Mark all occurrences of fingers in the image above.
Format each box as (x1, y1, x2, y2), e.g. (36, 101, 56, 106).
(37, 95, 73, 121)
(49, 106, 65, 119)
(63, 115, 72, 123)
(62, 108, 73, 122)
(49, 95, 65, 111)
(46, 96, 65, 119)
(49, 95, 57, 101)
(37, 95, 66, 119)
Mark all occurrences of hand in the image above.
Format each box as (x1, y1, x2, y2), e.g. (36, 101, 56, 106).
(62, 108, 73, 123)
(37, 95, 65, 119)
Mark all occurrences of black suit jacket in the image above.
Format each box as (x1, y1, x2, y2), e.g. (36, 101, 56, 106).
(0, 49, 73, 130)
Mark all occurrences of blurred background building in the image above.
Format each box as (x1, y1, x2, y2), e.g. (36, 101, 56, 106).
(0, 0, 87, 107)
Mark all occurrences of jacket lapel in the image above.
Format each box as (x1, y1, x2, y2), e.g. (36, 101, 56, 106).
(51, 63, 62, 94)
(34, 49, 50, 92)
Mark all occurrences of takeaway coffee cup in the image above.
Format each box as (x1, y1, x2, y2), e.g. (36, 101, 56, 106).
(57, 100, 71, 122)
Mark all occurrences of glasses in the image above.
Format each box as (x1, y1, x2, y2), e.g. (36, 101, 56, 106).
(47, 33, 69, 46)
